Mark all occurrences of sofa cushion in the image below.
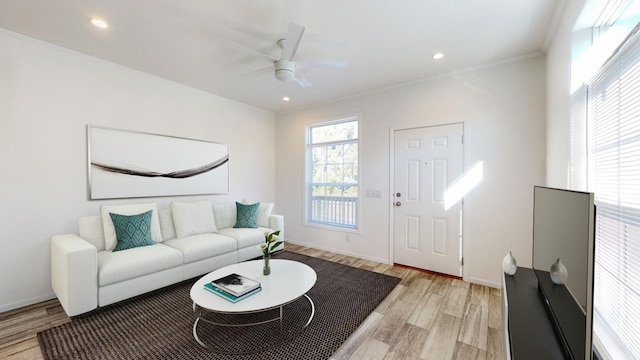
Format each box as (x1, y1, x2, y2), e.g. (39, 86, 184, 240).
(110, 210, 156, 252)
(243, 199, 274, 228)
(101, 203, 162, 251)
(212, 203, 236, 229)
(98, 244, 182, 287)
(158, 209, 176, 241)
(79, 216, 106, 251)
(163, 234, 237, 264)
(234, 202, 259, 228)
(218, 227, 270, 249)
(171, 200, 217, 238)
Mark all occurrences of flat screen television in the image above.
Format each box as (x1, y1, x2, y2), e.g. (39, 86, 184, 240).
(532, 186, 596, 360)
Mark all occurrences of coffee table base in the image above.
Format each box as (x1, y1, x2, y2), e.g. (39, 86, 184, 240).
(192, 294, 315, 354)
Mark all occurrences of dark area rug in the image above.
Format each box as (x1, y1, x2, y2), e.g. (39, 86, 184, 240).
(38, 251, 400, 360)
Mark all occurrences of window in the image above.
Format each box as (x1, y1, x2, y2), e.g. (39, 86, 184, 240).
(588, 25, 640, 359)
(306, 117, 358, 229)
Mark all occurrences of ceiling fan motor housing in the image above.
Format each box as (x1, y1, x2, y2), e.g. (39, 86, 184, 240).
(275, 60, 296, 82)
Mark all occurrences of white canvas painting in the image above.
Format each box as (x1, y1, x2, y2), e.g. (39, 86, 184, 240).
(88, 126, 229, 199)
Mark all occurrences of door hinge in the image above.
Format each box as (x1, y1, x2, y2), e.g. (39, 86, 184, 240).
(461, 257, 464, 266)
(461, 135, 464, 144)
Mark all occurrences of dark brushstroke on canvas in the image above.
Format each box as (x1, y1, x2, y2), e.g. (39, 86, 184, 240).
(92, 155, 229, 179)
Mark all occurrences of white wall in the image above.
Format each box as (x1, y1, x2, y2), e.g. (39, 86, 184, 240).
(276, 56, 547, 287)
(546, 0, 586, 188)
(0, 29, 276, 312)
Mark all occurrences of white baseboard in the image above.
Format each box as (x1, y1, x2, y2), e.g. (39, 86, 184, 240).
(286, 240, 502, 288)
(286, 239, 392, 265)
(466, 276, 501, 289)
(0, 293, 57, 313)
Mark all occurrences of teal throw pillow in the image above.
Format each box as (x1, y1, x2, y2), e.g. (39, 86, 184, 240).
(234, 202, 259, 228)
(110, 210, 156, 252)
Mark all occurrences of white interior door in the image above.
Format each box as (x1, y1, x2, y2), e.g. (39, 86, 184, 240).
(393, 123, 464, 277)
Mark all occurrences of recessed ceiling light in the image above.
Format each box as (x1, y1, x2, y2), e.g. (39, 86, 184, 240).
(283, 96, 290, 102)
(433, 52, 444, 60)
(89, 18, 109, 29)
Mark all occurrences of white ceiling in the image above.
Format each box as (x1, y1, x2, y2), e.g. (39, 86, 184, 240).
(0, 0, 561, 113)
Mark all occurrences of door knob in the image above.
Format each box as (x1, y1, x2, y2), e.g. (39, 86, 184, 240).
(395, 201, 402, 207)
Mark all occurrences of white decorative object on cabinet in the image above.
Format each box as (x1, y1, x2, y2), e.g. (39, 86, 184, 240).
(502, 251, 518, 275)
(550, 258, 568, 285)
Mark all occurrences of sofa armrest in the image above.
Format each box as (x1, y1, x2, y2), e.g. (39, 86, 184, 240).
(51, 234, 98, 317)
(269, 214, 284, 251)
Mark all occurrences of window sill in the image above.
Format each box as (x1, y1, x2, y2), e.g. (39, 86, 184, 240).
(593, 311, 634, 360)
(303, 221, 360, 234)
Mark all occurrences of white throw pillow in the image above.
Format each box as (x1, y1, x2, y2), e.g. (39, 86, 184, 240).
(101, 203, 162, 251)
(212, 203, 236, 229)
(242, 199, 274, 228)
(171, 200, 217, 238)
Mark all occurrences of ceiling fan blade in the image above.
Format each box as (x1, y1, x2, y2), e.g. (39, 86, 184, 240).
(219, 36, 277, 63)
(242, 65, 273, 78)
(281, 23, 305, 61)
(295, 71, 312, 87)
(297, 60, 348, 69)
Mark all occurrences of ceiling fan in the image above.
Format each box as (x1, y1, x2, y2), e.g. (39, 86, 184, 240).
(221, 22, 347, 87)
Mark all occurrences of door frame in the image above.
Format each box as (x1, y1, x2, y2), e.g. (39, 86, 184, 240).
(388, 122, 468, 281)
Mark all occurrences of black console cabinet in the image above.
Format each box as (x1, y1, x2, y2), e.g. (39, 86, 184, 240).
(502, 267, 566, 360)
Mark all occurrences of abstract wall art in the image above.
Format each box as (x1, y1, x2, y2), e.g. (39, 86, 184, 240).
(88, 126, 229, 199)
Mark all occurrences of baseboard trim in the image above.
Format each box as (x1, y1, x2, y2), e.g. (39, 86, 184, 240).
(0, 293, 57, 313)
(466, 276, 501, 289)
(286, 240, 392, 265)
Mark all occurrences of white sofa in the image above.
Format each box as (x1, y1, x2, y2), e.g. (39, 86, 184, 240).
(51, 200, 283, 317)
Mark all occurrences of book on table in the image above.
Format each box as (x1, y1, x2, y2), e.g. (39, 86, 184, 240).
(204, 282, 262, 303)
(210, 273, 261, 297)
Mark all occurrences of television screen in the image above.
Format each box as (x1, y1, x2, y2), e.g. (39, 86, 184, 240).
(532, 186, 595, 360)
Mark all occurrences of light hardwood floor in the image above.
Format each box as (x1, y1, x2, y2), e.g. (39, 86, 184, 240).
(0, 244, 504, 360)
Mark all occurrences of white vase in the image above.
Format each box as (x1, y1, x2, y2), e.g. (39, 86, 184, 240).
(502, 251, 517, 275)
(550, 258, 568, 285)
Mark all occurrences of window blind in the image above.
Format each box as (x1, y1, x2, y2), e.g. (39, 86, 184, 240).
(588, 25, 640, 359)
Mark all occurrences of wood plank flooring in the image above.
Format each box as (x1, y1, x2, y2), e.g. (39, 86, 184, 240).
(0, 244, 503, 359)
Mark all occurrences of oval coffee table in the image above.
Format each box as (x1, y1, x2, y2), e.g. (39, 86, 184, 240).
(190, 259, 317, 353)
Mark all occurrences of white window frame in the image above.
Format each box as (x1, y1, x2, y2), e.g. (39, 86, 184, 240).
(304, 116, 359, 230)
(586, 22, 640, 360)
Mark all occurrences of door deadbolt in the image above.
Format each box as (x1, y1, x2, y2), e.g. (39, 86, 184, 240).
(396, 192, 401, 197)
